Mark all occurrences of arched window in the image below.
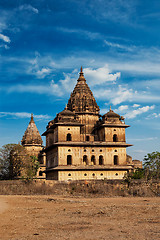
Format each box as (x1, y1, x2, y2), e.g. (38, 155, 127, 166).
(67, 155, 72, 165)
(114, 155, 118, 165)
(83, 155, 88, 165)
(91, 155, 96, 165)
(66, 133, 72, 141)
(39, 171, 43, 176)
(113, 134, 118, 142)
(99, 155, 104, 165)
(86, 136, 90, 141)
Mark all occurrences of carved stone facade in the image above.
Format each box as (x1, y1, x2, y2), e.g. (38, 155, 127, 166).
(21, 114, 46, 178)
(42, 68, 137, 181)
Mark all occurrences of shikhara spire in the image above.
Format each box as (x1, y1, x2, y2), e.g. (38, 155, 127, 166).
(67, 67, 100, 114)
(21, 114, 42, 146)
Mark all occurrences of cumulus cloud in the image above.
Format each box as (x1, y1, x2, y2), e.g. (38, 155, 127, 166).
(146, 112, 160, 119)
(84, 65, 121, 86)
(111, 86, 133, 105)
(19, 4, 39, 14)
(114, 105, 128, 113)
(124, 105, 155, 119)
(28, 54, 52, 78)
(12, 65, 120, 96)
(133, 104, 140, 108)
(36, 68, 51, 78)
(0, 112, 51, 120)
(0, 33, 11, 43)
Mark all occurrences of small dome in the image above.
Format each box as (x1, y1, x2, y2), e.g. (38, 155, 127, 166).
(103, 108, 120, 118)
(21, 114, 43, 146)
(132, 160, 141, 163)
(59, 108, 75, 116)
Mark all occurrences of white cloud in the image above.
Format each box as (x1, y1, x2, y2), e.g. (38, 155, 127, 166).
(0, 112, 51, 120)
(10, 66, 120, 97)
(146, 112, 160, 119)
(0, 33, 11, 43)
(19, 4, 39, 14)
(133, 104, 140, 108)
(36, 68, 51, 78)
(84, 65, 121, 86)
(101, 105, 128, 115)
(118, 105, 128, 111)
(124, 105, 155, 119)
(27, 54, 52, 78)
(7, 81, 63, 97)
(57, 27, 101, 41)
(104, 40, 134, 51)
(114, 105, 129, 112)
(111, 86, 133, 105)
(0, 44, 10, 49)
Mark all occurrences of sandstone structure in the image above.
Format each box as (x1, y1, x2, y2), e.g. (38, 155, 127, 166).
(42, 67, 136, 181)
(21, 114, 46, 178)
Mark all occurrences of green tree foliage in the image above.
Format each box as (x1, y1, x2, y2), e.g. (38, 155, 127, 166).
(131, 168, 145, 179)
(0, 144, 40, 180)
(0, 144, 26, 179)
(124, 168, 145, 186)
(124, 151, 160, 183)
(22, 156, 39, 181)
(143, 151, 160, 179)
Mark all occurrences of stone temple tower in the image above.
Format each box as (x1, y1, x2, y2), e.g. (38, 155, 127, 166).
(21, 114, 46, 178)
(42, 67, 135, 181)
(21, 113, 43, 156)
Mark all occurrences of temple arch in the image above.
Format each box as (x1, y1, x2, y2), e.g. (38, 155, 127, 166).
(113, 134, 118, 142)
(114, 155, 118, 165)
(67, 155, 72, 165)
(91, 155, 96, 165)
(99, 155, 104, 165)
(83, 155, 88, 165)
(66, 133, 72, 141)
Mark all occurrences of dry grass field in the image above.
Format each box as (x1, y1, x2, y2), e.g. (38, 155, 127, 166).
(0, 195, 160, 240)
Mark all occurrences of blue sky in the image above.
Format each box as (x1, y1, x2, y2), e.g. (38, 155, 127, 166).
(0, 0, 160, 161)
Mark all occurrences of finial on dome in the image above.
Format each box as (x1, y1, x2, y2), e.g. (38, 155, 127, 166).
(65, 104, 68, 110)
(31, 113, 34, 122)
(79, 66, 84, 76)
(110, 105, 111, 111)
(77, 66, 86, 82)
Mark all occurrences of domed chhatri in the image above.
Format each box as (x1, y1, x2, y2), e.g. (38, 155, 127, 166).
(41, 67, 140, 181)
(104, 106, 120, 119)
(21, 113, 42, 146)
(21, 114, 43, 157)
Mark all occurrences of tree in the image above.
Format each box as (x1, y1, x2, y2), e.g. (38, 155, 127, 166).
(0, 144, 26, 179)
(143, 151, 160, 179)
(0, 144, 40, 180)
(22, 156, 39, 181)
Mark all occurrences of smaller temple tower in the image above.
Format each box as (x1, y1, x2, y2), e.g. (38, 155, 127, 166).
(21, 114, 46, 178)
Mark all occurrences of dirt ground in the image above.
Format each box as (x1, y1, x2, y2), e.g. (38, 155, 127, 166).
(0, 195, 160, 240)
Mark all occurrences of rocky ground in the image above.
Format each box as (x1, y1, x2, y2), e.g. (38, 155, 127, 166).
(0, 195, 160, 240)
